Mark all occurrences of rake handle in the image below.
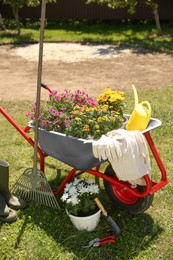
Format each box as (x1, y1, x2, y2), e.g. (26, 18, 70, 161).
(33, 0, 46, 168)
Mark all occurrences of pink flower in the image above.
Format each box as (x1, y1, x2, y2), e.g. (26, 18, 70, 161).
(55, 96, 60, 102)
(49, 90, 57, 97)
(57, 112, 62, 116)
(38, 113, 42, 120)
(87, 98, 97, 106)
(41, 120, 47, 126)
(49, 109, 57, 115)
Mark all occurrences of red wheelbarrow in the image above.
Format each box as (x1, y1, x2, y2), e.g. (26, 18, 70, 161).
(0, 83, 168, 214)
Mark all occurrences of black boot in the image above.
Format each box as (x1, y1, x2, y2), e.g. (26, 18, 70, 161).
(0, 160, 27, 210)
(0, 193, 17, 223)
(0, 208, 18, 223)
(0, 193, 9, 217)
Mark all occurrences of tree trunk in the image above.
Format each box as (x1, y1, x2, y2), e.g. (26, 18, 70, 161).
(153, 4, 162, 36)
(12, 6, 21, 35)
(0, 12, 7, 31)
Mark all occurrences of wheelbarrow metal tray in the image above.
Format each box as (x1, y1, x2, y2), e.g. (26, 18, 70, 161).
(124, 114, 162, 133)
(38, 128, 103, 171)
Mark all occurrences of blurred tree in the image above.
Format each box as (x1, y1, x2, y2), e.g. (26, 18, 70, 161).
(86, 0, 162, 35)
(0, 11, 7, 30)
(1, 0, 54, 35)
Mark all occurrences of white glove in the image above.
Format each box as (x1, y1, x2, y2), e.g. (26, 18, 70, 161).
(92, 135, 110, 161)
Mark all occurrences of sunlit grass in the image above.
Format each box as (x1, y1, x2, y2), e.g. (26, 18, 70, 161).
(0, 84, 172, 259)
(1, 22, 173, 52)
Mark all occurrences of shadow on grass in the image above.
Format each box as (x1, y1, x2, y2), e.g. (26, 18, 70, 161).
(0, 31, 34, 44)
(11, 168, 164, 260)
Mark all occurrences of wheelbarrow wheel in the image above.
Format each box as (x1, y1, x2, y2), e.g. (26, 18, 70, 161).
(103, 164, 154, 214)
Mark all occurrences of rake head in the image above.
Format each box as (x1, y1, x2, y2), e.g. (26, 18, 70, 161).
(11, 168, 60, 209)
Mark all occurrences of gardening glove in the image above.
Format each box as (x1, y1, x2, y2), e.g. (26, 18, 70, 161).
(134, 131, 151, 174)
(108, 130, 150, 183)
(106, 129, 126, 162)
(92, 135, 110, 161)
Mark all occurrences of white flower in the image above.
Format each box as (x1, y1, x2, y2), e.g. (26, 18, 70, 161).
(88, 185, 99, 194)
(69, 186, 77, 196)
(86, 179, 94, 184)
(78, 186, 88, 194)
(61, 177, 100, 215)
(61, 193, 69, 202)
(71, 195, 79, 205)
(64, 182, 73, 192)
(73, 178, 82, 186)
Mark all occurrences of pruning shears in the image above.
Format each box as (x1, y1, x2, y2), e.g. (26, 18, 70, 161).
(81, 236, 116, 248)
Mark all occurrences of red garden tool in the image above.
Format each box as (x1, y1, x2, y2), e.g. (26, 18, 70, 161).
(81, 236, 116, 248)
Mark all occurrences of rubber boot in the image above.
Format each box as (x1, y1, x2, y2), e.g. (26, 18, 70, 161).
(0, 193, 9, 217)
(0, 160, 27, 210)
(0, 208, 18, 223)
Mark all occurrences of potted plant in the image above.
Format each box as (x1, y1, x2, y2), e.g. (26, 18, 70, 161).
(27, 88, 126, 170)
(61, 177, 101, 231)
(27, 88, 126, 140)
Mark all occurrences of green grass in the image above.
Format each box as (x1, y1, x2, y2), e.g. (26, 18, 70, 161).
(1, 21, 173, 52)
(0, 84, 173, 259)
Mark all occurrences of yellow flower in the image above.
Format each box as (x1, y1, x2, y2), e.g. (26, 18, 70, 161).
(97, 94, 108, 102)
(97, 117, 103, 123)
(75, 117, 81, 121)
(83, 125, 89, 131)
(74, 105, 80, 110)
(109, 93, 125, 101)
(110, 117, 115, 122)
(102, 105, 108, 113)
(103, 88, 112, 94)
(95, 125, 100, 129)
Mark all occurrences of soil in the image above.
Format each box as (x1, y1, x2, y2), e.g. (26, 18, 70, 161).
(1, 42, 173, 101)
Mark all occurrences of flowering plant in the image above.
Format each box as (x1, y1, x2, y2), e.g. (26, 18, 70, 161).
(27, 88, 125, 139)
(61, 178, 99, 216)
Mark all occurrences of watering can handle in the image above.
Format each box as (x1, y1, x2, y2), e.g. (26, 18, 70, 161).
(140, 101, 151, 114)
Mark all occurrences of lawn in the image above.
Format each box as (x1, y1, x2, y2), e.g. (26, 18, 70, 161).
(1, 21, 173, 52)
(0, 20, 173, 259)
(0, 84, 172, 259)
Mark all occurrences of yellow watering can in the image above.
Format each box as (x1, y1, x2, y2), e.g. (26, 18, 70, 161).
(126, 85, 151, 131)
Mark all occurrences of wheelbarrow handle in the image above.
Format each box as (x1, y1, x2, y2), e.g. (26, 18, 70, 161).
(41, 82, 47, 89)
(41, 82, 52, 93)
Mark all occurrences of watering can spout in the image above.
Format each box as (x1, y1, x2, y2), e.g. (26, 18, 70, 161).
(126, 85, 151, 131)
(132, 84, 138, 107)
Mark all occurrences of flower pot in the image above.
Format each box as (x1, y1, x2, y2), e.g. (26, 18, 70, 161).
(66, 209, 101, 232)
